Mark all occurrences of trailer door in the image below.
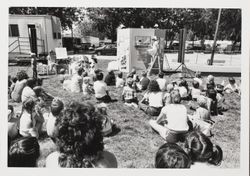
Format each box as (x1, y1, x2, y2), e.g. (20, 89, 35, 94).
(28, 24, 37, 56)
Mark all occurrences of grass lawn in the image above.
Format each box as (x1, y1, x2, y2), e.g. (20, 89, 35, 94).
(8, 59, 241, 168)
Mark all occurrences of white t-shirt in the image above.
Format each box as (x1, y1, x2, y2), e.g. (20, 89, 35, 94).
(19, 111, 36, 137)
(71, 74, 83, 93)
(144, 92, 163, 107)
(46, 113, 57, 138)
(21, 86, 37, 103)
(116, 77, 125, 88)
(224, 83, 239, 93)
(93, 81, 108, 98)
(161, 104, 189, 131)
(156, 78, 167, 91)
(190, 87, 201, 99)
(178, 86, 188, 98)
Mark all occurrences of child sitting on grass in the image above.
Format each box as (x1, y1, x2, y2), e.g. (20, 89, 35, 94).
(122, 78, 138, 108)
(8, 105, 19, 140)
(206, 85, 218, 116)
(137, 71, 150, 91)
(156, 72, 167, 91)
(21, 78, 37, 103)
(155, 143, 191, 168)
(82, 77, 94, 97)
(139, 80, 164, 116)
(116, 72, 125, 88)
(93, 72, 112, 103)
(224, 77, 239, 94)
(19, 98, 44, 138)
(149, 90, 189, 143)
(188, 96, 214, 137)
(105, 70, 116, 86)
(190, 80, 201, 101)
(163, 83, 174, 105)
(46, 97, 64, 140)
(185, 131, 223, 168)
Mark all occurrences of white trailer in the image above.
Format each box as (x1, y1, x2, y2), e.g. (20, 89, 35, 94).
(9, 14, 62, 56)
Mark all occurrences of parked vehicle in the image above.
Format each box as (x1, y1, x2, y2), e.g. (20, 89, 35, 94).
(95, 44, 117, 56)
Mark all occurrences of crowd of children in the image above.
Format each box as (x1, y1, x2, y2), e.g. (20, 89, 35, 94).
(7, 65, 240, 168)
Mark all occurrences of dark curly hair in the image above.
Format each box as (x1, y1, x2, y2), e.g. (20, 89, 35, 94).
(155, 143, 191, 168)
(147, 80, 161, 93)
(16, 70, 29, 81)
(185, 131, 223, 166)
(8, 137, 40, 167)
(55, 101, 104, 167)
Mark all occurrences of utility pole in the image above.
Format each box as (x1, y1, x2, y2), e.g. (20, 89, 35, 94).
(209, 8, 222, 65)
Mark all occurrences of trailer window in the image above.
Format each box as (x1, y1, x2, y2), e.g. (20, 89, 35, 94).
(58, 33, 61, 39)
(9, 24, 19, 37)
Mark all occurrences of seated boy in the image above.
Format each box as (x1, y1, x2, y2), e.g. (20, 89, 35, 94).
(122, 78, 138, 108)
(138, 71, 150, 91)
(93, 72, 112, 103)
(116, 72, 125, 88)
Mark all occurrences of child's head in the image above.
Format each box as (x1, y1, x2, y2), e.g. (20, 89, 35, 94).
(155, 143, 191, 168)
(207, 75, 214, 83)
(51, 97, 64, 116)
(96, 72, 104, 81)
(126, 78, 134, 87)
(26, 78, 36, 89)
(117, 72, 123, 78)
(55, 101, 104, 167)
(22, 98, 36, 113)
(131, 68, 136, 74)
(179, 79, 188, 88)
(170, 90, 181, 104)
(59, 68, 66, 74)
(229, 77, 236, 85)
(158, 72, 164, 79)
(83, 77, 90, 85)
(8, 137, 40, 167)
(82, 71, 88, 77)
(141, 71, 147, 77)
(16, 70, 28, 81)
(77, 67, 84, 76)
(185, 131, 223, 166)
(166, 83, 174, 93)
(197, 96, 207, 108)
(192, 80, 200, 89)
(11, 77, 17, 83)
(216, 84, 224, 94)
(195, 71, 201, 78)
(148, 80, 161, 92)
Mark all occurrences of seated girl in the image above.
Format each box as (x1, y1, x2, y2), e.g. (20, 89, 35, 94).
(224, 77, 239, 94)
(139, 80, 164, 116)
(8, 105, 19, 140)
(21, 78, 37, 103)
(8, 136, 40, 167)
(190, 80, 201, 101)
(82, 77, 94, 97)
(155, 143, 191, 168)
(149, 90, 189, 143)
(46, 101, 117, 168)
(116, 72, 125, 88)
(19, 98, 44, 138)
(11, 70, 29, 102)
(185, 131, 223, 168)
(46, 97, 64, 140)
(122, 78, 138, 108)
(188, 96, 214, 137)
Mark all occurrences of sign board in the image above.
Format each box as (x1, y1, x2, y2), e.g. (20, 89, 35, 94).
(55, 47, 68, 59)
